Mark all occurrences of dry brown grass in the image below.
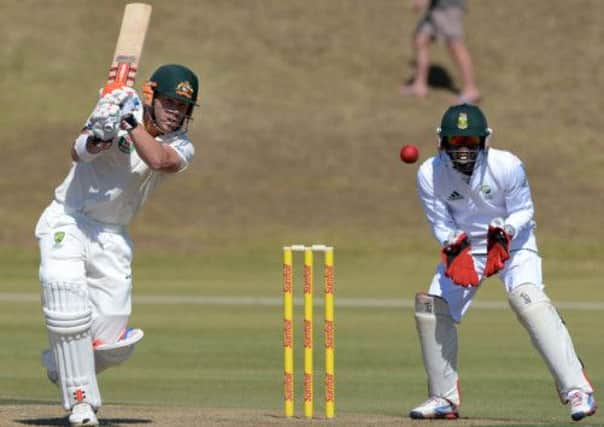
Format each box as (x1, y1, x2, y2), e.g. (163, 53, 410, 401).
(1, 0, 603, 251)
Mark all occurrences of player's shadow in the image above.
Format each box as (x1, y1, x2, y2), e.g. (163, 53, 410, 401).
(16, 417, 152, 426)
(404, 63, 459, 94)
(427, 64, 458, 93)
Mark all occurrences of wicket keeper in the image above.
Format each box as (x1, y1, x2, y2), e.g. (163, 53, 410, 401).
(409, 103, 597, 421)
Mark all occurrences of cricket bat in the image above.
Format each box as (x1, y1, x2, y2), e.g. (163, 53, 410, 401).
(102, 3, 152, 95)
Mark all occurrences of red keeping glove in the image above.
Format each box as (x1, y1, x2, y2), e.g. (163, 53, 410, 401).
(441, 231, 480, 287)
(484, 218, 512, 277)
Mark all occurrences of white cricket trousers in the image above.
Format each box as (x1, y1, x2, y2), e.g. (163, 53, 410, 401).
(36, 201, 134, 343)
(428, 249, 543, 321)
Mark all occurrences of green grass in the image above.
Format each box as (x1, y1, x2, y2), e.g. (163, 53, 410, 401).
(1, 302, 601, 423)
(1, 245, 602, 424)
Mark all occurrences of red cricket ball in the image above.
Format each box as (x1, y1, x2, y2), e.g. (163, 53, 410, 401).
(400, 144, 419, 164)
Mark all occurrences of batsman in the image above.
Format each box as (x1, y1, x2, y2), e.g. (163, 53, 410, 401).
(35, 64, 199, 426)
(410, 103, 597, 421)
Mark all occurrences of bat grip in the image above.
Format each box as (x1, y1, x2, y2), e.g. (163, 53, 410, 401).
(103, 63, 131, 95)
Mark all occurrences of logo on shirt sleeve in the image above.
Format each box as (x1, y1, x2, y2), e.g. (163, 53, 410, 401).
(118, 135, 135, 154)
(53, 231, 65, 245)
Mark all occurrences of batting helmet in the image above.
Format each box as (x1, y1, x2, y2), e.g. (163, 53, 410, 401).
(143, 64, 199, 134)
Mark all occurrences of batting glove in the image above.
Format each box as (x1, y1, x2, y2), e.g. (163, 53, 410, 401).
(107, 87, 142, 117)
(86, 88, 142, 141)
(484, 218, 512, 277)
(441, 231, 480, 287)
(88, 102, 121, 141)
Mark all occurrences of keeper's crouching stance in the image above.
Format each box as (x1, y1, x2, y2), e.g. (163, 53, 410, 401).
(36, 64, 199, 427)
(410, 103, 596, 421)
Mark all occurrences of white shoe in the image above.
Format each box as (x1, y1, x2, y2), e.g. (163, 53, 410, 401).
(94, 327, 144, 351)
(41, 349, 58, 385)
(69, 403, 98, 426)
(409, 396, 459, 419)
(568, 389, 597, 421)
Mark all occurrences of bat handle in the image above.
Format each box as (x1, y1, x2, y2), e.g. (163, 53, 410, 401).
(103, 63, 132, 95)
(102, 82, 122, 96)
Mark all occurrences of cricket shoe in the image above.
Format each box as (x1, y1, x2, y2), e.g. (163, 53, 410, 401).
(568, 389, 597, 421)
(93, 327, 144, 349)
(69, 402, 98, 426)
(409, 396, 459, 419)
(41, 349, 59, 386)
(119, 327, 144, 342)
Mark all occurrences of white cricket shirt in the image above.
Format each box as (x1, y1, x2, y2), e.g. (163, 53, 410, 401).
(52, 128, 194, 226)
(416, 148, 537, 254)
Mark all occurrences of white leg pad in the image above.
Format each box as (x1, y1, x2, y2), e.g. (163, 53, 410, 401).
(44, 329, 145, 375)
(508, 284, 593, 401)
(94, 328, 144, 372)
(43, 282, 101, 410)
(415, 293, 460, 406)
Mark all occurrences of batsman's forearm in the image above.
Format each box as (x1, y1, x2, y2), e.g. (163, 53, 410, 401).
(72, 132, 108, 162)
(128, 127, 171, 170)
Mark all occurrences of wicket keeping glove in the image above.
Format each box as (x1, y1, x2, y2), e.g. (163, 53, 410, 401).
(87, 90, 123, 141)
(484, 218, 512, 277)
(441, 231, 480, 287)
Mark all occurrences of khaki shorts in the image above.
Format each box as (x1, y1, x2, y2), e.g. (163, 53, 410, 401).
(416, 7, 464, 40)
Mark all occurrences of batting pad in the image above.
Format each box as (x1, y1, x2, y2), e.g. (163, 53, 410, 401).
(95, 328, 144, 372)
(508, 284, 593, 401)
(42, 282, 101, 410)
(414, 293, 460, 406)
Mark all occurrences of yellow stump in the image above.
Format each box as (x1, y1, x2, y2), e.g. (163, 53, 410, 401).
(283, 247, 294, 417)
(303, 248, 314, 418)
(282, 245, 334, 419)
(324, 248, 335, 418)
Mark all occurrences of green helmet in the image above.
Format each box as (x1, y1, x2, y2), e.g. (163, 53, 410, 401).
(438, 103, 490, 137)
(149, 64, 199, 106)
(438, 103, 491, 175)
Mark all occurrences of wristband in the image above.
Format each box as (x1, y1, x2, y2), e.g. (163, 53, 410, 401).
(74, 133, 101, 162)
(122, 113, 139, 131)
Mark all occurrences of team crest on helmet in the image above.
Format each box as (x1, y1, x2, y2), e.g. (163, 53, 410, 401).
(175, 81, 194, 99)
(457, 113, 468, 130)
